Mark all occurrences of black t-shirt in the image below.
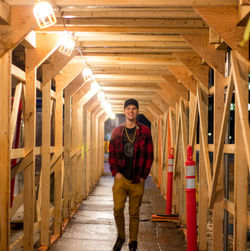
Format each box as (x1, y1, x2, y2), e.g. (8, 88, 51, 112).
(121, 127, 136, 180)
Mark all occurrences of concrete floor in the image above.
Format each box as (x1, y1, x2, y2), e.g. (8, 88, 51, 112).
(49, 167, 186, 251)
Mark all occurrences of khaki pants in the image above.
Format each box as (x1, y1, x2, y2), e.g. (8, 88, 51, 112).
(112, 175, 144, 242)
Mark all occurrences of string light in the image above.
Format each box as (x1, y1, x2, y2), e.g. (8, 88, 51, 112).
(33, 1, 56, 29)
(59, 32, 75, 56)
(82, 66, 94, 82)
(91, 80, 101, 92)
(98, 91, 105, 101)
(109, 113, 116, 120)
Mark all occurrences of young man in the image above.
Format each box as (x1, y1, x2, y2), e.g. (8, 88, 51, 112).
(109, 99, 154, 251)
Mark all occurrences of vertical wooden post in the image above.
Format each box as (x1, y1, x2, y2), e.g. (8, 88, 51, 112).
(54, 84, 63, 236)
(81, 107, 87, 199)
(180, 100, 188, 225)
(0, 51, 11, 251)
(24, 51, 36, 251)
(70, 102, 77, 212)
(83, 108, 90, 195)
(63, 90, 71, 219)
(93, 113, 98, 182)
(198, 87, 208, 251)
(233, 56, 248, 251)
(212, 71, 225, 250)
(41, 72, 51, 246)
(158, 118, 162, 188)
(86, 110, 92, 189)
(76, 106, 83, 203)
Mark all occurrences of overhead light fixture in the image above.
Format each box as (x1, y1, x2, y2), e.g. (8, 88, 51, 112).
(33, 1, 56, 29)
(101, 100, 107, 108)
(91, 80, 101, 92)
(82, 67, 94, 82)
(98, 91, 105, 101)
(59, 32, 75, 56)
(109, 113, 115, 120)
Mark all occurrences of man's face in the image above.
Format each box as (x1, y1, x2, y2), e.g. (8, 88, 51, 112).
(124, 105, 139, 121)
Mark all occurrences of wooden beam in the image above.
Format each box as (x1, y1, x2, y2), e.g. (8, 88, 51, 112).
(152, 93, 169, 113)
(183, 34, 225, 76)
(11, 150, 33, 179)
(233, 57, 248, 250)
(53, 88, 63, 229)
(0, 5, 35, 58)
(157, 88, 176, 108)
(209, 27, 221, 44)
(197, 88, 208, 250)
(162, 75, 189, 101)
(40, 70, 52, 246)
(10, 82, 22, 145)
(212, 70, 225, 250)
(0, 1, 10, 24)
(21, 31, 36, 49)
(195, 7, 249, 60)
(10, 190, 24, 219)
(63, 89, 71, 219)
(79, 40, 190, 48)
(167, 65, 196, 94)
(174, 52, 209, 89)
(7, 0, 238, 6)
(87, 47, 192, 54)
(0, 51, 11, 251)
(237, 6, 250, 24)
(189, 95, 198, 150)
(72, 82, 91, 106)
(42, 50, 77, 84)
(158, 82, 182, 103)
(23, 52, 36, 251)
(36, 26, 208, 34)
(197, 86, 212, 190)
(74, 33, 186, 42)
(64, 73, 85, 97)
(55, 63, 85, 93)
(231, 52, 250, 170)
(26, 33, 62, 72)
(60, 7, 200, 19)
(74, 55, 181, 66)
(95, 74, 165, 82)
(209, 73, 234, 209)
(57, 17, 207, 27)
(179, 100, 188, 224)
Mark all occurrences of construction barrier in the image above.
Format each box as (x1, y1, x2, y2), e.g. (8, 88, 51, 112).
(185, 146, 197, 251)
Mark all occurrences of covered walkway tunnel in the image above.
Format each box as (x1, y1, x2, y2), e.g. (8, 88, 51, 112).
(0, 0, 249, 250)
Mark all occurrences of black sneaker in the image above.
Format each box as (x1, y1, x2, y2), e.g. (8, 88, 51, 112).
(113, 237, 125, 251)
(129, 241, 138, 251)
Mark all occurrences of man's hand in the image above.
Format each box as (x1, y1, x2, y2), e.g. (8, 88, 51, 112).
(115, 172, 123, 179)
(140, 177, 145, 183)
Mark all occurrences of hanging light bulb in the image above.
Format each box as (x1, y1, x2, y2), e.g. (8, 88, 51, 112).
(33, 1, 56, 29)
(101, 100, 108, 108)
(98, 91, 105, 101)
(82, 67, 94, 82)
(91, 80, 101, 93)
(105, 103, 112, 112)
(59, 32, 75, 56)
(109, 113, 115, 120)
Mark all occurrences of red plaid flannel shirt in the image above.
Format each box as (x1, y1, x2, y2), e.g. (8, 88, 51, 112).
(109, 121, 154, 183)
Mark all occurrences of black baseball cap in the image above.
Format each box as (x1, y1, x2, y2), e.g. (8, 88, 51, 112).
(124, 99, 139, 109)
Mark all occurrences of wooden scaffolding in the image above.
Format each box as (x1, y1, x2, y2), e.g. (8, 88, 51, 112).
(0, 0, 249, 250)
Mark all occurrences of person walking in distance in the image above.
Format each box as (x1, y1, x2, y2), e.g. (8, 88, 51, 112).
(109, 99, 154, 251)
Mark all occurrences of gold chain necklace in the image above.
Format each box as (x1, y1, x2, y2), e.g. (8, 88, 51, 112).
(125, 127, 137, 143)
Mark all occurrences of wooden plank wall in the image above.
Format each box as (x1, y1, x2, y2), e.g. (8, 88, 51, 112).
(151, 51, 250, 250)
(0, 38, 106, 251)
